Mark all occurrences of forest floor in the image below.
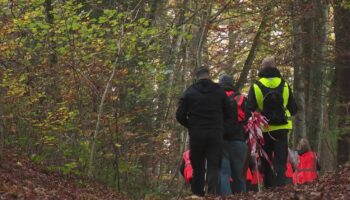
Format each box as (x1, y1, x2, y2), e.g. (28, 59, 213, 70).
(0, 149, 126, 200)
(201, 165, 350, 200)
(1, 149, 349, 200)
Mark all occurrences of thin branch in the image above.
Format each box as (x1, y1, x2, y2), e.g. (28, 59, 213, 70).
(196, 3, 212, 68)
(235, 11, 269, 89)
(209, 0, 232, 23)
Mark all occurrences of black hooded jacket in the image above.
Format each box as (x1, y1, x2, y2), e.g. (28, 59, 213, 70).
(247, 67, 298, 116)
(176, 79, 235, 131)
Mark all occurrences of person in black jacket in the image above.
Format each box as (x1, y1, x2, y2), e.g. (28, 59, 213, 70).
(247, 57, 298, 188)
(176, 67, 234, 197)
(219, 74, 248, 195)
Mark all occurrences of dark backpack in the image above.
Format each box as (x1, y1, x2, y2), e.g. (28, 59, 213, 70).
(256, 80, 288, 125)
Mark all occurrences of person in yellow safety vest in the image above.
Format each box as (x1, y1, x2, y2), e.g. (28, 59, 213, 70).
(246, 56, 298, 188)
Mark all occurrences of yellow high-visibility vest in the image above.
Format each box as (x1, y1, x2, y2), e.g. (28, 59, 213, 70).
(253, 77, 292, 131)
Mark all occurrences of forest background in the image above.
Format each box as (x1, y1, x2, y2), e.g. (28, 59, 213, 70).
(0, 0, 350, 199)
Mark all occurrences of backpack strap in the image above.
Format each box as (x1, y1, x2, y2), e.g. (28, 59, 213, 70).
(237, 94, 245, 107)
(255, 79, 285, 96)
(226, 91, 238, 103)
(255, 81, 267, 96)
(277, 79, 285, 94)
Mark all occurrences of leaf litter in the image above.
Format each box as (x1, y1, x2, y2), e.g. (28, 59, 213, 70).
(0, 150, 127, 200)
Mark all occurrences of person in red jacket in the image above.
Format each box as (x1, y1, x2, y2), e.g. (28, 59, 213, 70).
(293, 138, 320, 184)
(180, 150, 193, 183)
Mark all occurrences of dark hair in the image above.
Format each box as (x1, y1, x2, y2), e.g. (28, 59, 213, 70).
(219, 74, 234, 90)
(195, 67, 209, 78)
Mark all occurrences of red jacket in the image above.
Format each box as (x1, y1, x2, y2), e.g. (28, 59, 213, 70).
(250, 170, 263, 185)
(182, 150, 193, 183)
(293, 151, 318, 184)
(285, 162, 294, 179)
(246, 168, 253, 182)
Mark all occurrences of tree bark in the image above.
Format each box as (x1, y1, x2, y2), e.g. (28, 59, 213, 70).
(235, 10, 268, 90)
(292, 0, 307, 147)
(306, 0, 328, 151)
(196, 2, 212, 69)
(334, 1, 350, 166)
(0, 100, 4, 161)
(44, 0, 60, 102)
(300, 0, 314, 125)
(44, 0, 57, 69)
(224, 28, 239, 74)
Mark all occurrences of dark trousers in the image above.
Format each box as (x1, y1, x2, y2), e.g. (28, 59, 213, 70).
(261, 129, 289, 188)
(189, 129, 222, 196)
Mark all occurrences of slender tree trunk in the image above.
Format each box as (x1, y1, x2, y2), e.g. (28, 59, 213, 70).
(45, 0, 57, 69)
(44, 0, 60, 102)
(225, 28, 239, 74)
(306, 0, 328, 151)
(159, 0, 189, 126)
(319, 92, 337, 171)
(112, 88, 121, 191)
(300, 0, 314, 125)
(235, 11, 268, 90)
(292, 0, 307, 147)
(88, 22, 124, 177)
(0, 101, 4, 161)
(196, 2, 212, 69)
(88, 60, 118, 177)
(334, 1, 350, 166)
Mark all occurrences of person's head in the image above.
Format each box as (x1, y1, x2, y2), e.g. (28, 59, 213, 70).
(219, 74, 234, 90)
(297, 138, 311, 152)
(195, 67, 210, 80)
(261, 56, 276, 69)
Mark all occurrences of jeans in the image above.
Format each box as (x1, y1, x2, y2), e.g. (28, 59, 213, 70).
(220, 140, 248, 195)
(261, 129, 289, 188)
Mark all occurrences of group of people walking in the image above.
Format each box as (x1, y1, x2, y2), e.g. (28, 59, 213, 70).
(176, 57, 319, 197)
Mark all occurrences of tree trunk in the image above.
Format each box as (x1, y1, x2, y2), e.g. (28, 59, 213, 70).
(319, 92, 337, 171)
(299, 0, 314, 126)
(291, 0, 307, 147)
(44, 0, 60, 102)
(158, 0, 189, 127)
(196, 2, 212, 69)
(306, 0, 328, 151)
(44, 0, 57, 69)
(0, 100, 4, 161)
(88, 60, 118, 178)
(334, 1, 350, 166)
(235, 9, 269, 90)
(87, 22, 124, 177)
(224, 28, 239, 74)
